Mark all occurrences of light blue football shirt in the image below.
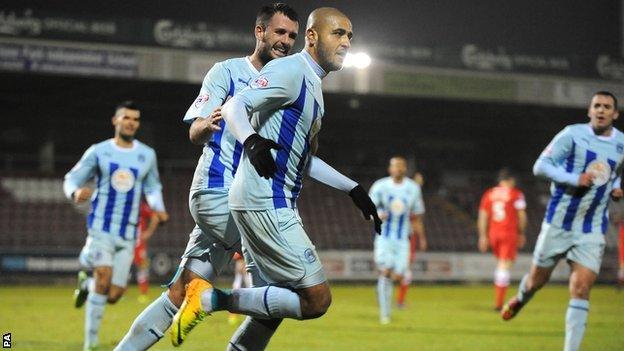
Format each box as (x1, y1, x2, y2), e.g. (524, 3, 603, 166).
(229, 51, 325, 210)
(369, 177, 425, 240)
(183, 57, 260, 193)
(63, 139, 163, 239)
(536, 123, 624, 234)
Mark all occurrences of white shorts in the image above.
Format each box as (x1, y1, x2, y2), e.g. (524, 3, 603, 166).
(231, 208, 326, 289)
(533, 221, 606, 274)
(374, 237, 410, 276)
(79, 229, 135, 287)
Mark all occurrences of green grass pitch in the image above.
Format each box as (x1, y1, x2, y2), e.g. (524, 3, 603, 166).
(0, 284, 622, 350)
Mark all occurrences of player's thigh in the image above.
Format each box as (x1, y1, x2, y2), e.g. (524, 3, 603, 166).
(79, 230, 115, 270)
(567, 233, 605, 275)
(374, 237, 394, 272)
(231, 208, 325, 289)
(188, 192, 240, 274)
(110, 237, 136, 288)
(532, 222, 571, 269)
(496, 239, 518, 262)
(391, 242, 410, 277)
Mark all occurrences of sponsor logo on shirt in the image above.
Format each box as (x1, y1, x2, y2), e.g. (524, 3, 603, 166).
(194, 94, 210, 108)
(111, 168, 136, 193)
(586, 160, 611, 186)
(389, 198, 406, 215)
(250, 76, 269, 89)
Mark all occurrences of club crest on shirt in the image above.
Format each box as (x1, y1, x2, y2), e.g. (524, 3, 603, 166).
(586, 160, 611, 187)
(194, 94, 210, 108)
(250, 76, 269, 89)
(389, 198, 406, 215)
(617, 143, 624, 154)
(304, 248, 316, 263)
(111, 168, 136, 193)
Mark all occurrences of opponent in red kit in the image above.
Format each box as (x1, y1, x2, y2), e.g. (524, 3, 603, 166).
(478, 169, 527, 310)
(134, 200, 161, 302)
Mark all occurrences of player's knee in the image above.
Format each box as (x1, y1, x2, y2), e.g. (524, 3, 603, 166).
(107, 291, 124, 304)
(301, 291, 332, 319)
(168, 280, 186, 307)
(569, 281, 591, 299)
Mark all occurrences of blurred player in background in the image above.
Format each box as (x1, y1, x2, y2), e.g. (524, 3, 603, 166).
(396, 171, 427, 308)
(502, 91, 624, 351)
(228, 252, 253, 325)
(63, 101, 168, 351)
(370, 157, 426, 324)
(115, 4, 300, 350)
(478, 168, 527, 310)
(172, 6, 381, 347)
(133, 199, 161, 302)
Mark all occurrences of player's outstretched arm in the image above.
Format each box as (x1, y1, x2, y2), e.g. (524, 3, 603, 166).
(307, 156, 381, 233)
(477, 209, 489, 253)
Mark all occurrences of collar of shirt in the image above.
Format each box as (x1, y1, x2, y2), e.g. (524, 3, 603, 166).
(301, 50, 327, 79)
(585, 123, 616, 141)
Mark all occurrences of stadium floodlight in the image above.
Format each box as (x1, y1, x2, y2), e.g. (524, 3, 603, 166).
(343, 52, 371, 69)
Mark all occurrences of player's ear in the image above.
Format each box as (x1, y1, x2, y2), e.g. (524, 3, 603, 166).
(306, 28, 317, 46)
(255, 24, 265, 41)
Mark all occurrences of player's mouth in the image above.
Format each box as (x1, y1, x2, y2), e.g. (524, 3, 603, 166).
(272, 46, 288, 57)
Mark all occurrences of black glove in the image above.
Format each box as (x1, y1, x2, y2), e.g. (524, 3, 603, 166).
(349, 184, 382, 234)
(244, 133, 282, 179)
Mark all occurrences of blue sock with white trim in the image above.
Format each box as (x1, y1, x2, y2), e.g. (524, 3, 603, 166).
(564, 298, 589, 351)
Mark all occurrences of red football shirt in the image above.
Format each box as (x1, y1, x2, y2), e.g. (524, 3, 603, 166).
(479, 186, 526, 238)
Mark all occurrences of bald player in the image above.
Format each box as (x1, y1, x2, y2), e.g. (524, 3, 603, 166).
(171, 7, 381, 347)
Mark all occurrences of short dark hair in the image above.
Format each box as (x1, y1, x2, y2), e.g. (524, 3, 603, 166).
(256, 3, 298, 29)
(593, 91, 618, 110)
(497, 168, 515, 182)
(115, 100, 140, 113)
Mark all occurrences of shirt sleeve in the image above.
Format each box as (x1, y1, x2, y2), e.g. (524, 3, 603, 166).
(411, 184, 425, 215)
(237, 59, 303, 115)
(369, 181, 383, 209)
(142, 151, 165, 212)
(514, 191, 527, 210)
(533, 126, 580, 186)
(183, 62, 231, 124)
(63, 145, 98, 199)
(479, 190, 490, 212)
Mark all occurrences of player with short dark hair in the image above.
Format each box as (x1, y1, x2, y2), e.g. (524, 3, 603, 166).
(370, 156, 426, 324)
(502, 91, 624, 351)
(64, 101, 168, 351)
(115, 4, 300, 350)
(171, 6, 381, 347)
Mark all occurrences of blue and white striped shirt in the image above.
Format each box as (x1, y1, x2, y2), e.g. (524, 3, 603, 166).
(184, 57, 260, 194)
(370, 177, 425, 241)
(535, 123, 624, 234)
(229, 51, 325, 210)
(63, 139, 164, 240)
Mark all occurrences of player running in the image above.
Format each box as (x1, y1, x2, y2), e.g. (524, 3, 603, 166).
(478, 168, 527, 310)
(501, 91, 624, 351)
(64, 101, 168, 351)
(115, 4, 300, 350)
(370, 157, 426, 324)
(171, 6, 381, 347)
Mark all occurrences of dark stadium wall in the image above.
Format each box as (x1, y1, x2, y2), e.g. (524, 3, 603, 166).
(1, 72, 586, 178)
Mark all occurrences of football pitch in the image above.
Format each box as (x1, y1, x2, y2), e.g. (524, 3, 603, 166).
(1, 284, 622, 350)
